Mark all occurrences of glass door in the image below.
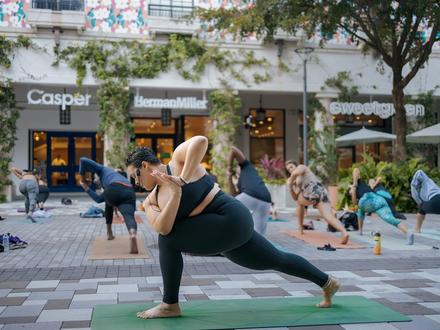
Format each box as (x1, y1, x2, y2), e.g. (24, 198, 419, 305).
(42, 132, 101, 192)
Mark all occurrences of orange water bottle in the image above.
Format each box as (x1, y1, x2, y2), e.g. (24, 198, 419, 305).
(373, 232, 381, 255)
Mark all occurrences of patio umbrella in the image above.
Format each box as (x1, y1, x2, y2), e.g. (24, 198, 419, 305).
(336, 127, 396, 150)
(407, 123, 440, 144)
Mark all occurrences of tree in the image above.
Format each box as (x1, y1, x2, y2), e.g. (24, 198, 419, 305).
(197, 1, 440, 161)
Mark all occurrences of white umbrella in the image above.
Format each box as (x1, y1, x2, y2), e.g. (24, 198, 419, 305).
(407, 123, 440, 144)
(336, 127, 396, 149)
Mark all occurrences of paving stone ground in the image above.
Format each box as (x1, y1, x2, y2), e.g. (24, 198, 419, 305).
(1, 196, 440, 329)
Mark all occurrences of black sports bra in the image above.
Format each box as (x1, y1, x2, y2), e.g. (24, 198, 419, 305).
(154, 165, 215, 221)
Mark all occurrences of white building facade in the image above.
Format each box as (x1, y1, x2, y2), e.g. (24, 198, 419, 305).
(1, 0, 440, 195)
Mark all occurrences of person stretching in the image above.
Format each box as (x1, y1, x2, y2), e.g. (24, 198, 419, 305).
(368, 177, 406, 220)
(227, 146, 274, 235)
(126, 136, 340, 319)
(351, 168, 414, 244)
(411, 170, 440, 233)
(10, 167, 38, 223)
(79, 158, 138, 254)
(285, 160, 349, 244)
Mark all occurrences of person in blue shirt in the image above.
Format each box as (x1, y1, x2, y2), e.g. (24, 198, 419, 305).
(227, 147, 274, 235)
(79, 157, 138, 254)
(411, 170, 440, 233)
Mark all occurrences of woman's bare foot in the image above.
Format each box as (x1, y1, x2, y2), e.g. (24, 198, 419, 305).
(130, 235, 138, 254)
(317, 277, 340, 308)
(340, 232, 349, 245)
(137, 302, 181, 319)
(106, 224, 114, 240)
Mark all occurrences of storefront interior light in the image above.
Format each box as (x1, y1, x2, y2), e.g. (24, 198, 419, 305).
(267, 117, 273, 122)
(268, 126, 272, 130)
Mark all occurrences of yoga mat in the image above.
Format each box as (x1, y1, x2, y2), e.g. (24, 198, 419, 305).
(91, 296, 410, 330)
(268, 217, 289, 222)
(416, 229, 440, 241)
(282, 230, 365, 249)
(354, 233, 431, 251)
(88, 235, 149, 260)
(112, 214, 143, 224)
(17, 207, 57, 212)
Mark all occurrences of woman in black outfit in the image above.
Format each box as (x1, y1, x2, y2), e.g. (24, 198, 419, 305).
(126, 136, 340, 319)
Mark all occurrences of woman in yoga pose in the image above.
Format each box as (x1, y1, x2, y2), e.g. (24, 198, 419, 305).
(285, 161, 349, 244)
(126, 136, 340, 319)
(227, 146, 274, 235)
(351, 167, 414, 244)
(368, 177, 406, 220)
(10, 167, 39, 223)
(79, 158, 138, 254)
(411, 169, 440, 233)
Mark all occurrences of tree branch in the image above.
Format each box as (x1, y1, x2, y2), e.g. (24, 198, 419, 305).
(338, 23, 378, 49)
(401, 15, 423, 60)
(401, 21, 439, 88)
(350, 8, 392, 66)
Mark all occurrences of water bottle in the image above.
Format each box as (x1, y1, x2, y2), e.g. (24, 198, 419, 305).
(373, 231, 381, 255)
(3, 233, 9, 252)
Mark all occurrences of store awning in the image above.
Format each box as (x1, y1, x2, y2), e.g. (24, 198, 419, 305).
(336, 127, 396, 147)
(407, 123, 440, 144)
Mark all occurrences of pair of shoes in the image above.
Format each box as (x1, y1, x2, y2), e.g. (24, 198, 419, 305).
(317, 243, 336, 251)
(395, 213, 407, 220)
(0, 216, 5, 221)
(9, 235, 28, 248)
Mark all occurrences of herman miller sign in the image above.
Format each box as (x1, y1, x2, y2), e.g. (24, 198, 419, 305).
(330, 101, 425, 119)
(134, 96, 208, 110)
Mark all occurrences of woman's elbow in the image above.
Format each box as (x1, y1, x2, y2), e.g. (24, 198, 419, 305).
(154, 223, 172, 236)
(191, 135, 208, 147)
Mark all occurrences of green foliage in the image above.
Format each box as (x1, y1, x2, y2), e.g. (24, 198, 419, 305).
(337, 155, 440, 212)
(0, 80, 19, 201)
(0, 36, 35, 200)
(208, 89, 242, 189)
(53, 35, 271, 88)
(197, 1, 440, 161)
(0, 35, 33, 69)
(324, 71, 359, 102)
(97, 80, 134, 168)
(54, 35, 272, 169)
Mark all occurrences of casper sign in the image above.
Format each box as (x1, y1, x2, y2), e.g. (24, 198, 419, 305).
(134, 96, 208, 110)
(329, 101, 425, 119)
(27, 89, 92, 110)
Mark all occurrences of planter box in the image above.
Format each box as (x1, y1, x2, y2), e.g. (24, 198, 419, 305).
(266, 184, 296, 209)
(1, 185, 13, 202)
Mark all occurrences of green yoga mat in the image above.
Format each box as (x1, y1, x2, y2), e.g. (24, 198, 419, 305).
(268, 218, 289, 222)
(91, 296, 410, 330)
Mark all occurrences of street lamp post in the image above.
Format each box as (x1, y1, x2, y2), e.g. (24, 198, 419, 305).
(295, 46, 314, 166)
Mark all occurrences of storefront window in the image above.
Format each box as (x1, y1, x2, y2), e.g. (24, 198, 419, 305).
(184, 116, 213, 169)
(333, 114, 384, 127)
(133, 118, 176, 134)
(249, 109, 285, 163)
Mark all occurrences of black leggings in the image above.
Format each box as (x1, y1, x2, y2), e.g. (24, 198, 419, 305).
(104, 183, 137, 231)
(159, 192, 329, 304)
(419, 195, 440, 215)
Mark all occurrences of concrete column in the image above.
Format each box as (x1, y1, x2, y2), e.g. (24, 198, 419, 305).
(315, 91, 338, 151)
(285, 108, 299, 161)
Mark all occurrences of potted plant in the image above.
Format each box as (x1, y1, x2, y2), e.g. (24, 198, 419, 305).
(256, 154, 293, 209)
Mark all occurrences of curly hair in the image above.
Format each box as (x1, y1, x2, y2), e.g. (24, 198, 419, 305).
(126, 147, 160, 168)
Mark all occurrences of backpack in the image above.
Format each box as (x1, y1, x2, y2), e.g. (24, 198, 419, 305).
(328, 211, 358, 232)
